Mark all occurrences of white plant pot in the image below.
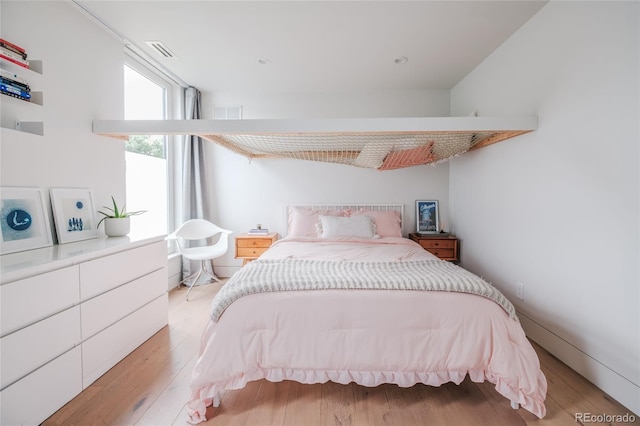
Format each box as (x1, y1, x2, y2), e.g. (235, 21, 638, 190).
(104, 217, 130, 237)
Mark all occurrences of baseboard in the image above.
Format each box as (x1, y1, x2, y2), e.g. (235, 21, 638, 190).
(167, 272, 181, 290)
(519, 312, 639, 416)
(212, 265, 241, 279)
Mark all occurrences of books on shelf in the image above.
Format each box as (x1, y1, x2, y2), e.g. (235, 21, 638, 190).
(0, 38, 26, 57)
(0, 69, 28, 86)
(0, 67, 28, 84)
(248, 228, 269, 235)
(1, 75, 29, 92)
(0, 39, 33, 101)
(0, 39, 29, 69)
(0, 83, 31, 101)
(0, 47, 29, 69)
(0, 71, 31, 101)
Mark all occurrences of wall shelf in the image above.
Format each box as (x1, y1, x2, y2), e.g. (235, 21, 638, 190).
(1, 91, 43, 106)
(0, 58, 42, 75)
(0, 56, 44, 136)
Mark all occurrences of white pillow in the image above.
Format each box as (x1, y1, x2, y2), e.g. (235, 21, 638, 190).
(319, 215, 377, 239)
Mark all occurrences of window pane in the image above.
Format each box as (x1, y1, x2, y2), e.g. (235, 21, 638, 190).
(124, 64, 168, 236)
(126, 151, 167, 236)
(124, 65, 167, 158)
(124, 65, 165, 120)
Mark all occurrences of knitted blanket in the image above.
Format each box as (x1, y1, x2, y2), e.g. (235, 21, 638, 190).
(210, 259, 517, 322)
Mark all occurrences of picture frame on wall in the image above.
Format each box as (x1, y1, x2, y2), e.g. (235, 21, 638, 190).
(0, 187, 53, 255)
(50, 187, 98, 244)
(416, 200, 439, 234)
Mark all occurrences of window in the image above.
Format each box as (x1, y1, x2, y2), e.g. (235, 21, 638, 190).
(123, 62, 174, 241)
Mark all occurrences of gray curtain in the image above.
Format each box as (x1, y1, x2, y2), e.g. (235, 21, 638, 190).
(181, 86, 210, 283)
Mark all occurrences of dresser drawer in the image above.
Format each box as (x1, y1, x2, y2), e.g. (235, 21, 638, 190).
(82, 294, 168, 388)
(417, 239, 456, 249)
(81, 268, 167, 339)
(1, 266, 79, 336)
(80, 241, 167, 300)
(0, 346, 82, 426)
(1, 306, 81, 389)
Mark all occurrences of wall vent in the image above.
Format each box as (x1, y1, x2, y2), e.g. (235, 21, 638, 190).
(144, 41, 176, 59)
(213, 105, 243, 120)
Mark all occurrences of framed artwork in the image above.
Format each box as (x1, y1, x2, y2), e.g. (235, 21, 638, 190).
(0, 187, 53, 255)
(50, 188, 98, 244)
(416, 200, 439, 234)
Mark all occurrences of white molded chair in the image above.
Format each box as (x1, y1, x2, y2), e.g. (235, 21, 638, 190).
(169, 219, 233, 300)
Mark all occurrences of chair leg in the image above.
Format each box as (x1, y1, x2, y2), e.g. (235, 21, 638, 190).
(201, 259, 222, 283)
(178, 270, 200, 288)
(185, 267, 204, 301)
(185, 260, 222, 300)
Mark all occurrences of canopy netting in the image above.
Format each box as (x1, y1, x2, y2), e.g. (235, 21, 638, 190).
(203, 131, 499, 170)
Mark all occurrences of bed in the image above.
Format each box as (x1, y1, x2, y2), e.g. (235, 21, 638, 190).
(186, 204, 547, 423)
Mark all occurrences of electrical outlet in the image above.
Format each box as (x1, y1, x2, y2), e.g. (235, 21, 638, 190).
(516, 282, 525, 302)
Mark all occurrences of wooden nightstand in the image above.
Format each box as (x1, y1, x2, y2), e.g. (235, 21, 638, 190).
(235, 233, 279, 266)
(409, 233, 459, 262)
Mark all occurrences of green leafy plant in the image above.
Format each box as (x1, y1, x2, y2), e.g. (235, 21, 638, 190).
(97, 196, 146, 228)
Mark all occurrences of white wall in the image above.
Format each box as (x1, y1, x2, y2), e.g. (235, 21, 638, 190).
(450, 1, 639, 414)
(0, 1, 125, 238)
(208, 89, 450, 119)
(202, 89, 452, 276)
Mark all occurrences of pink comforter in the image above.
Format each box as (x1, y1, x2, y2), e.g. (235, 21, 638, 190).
(187, 237, 547, 423)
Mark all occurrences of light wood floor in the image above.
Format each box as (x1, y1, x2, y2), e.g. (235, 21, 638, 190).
(44, 281, 638, 426)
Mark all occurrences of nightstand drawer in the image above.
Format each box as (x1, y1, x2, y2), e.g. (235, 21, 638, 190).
(408, 233, 459, 263)
(417, 239, 456, 249)
(425, 248, 455, 259)
(237, 239, 274, 248)
(236, 247, 270, 258)
(235, 233, 279, 265)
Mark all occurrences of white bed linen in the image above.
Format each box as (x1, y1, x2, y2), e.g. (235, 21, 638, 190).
(187, 237, 547, 423)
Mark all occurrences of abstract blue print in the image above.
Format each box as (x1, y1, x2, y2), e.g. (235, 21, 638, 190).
(1, 199, 38, 241)
(61, 198, 93, 233)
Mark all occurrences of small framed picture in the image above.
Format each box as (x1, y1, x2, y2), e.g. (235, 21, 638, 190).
(0, 187, 53, 255)
(416, 200, 439, 234)
(50, 188, 98, 244)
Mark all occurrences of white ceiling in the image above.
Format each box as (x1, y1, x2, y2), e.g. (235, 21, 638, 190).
(74, 1, 546, 94)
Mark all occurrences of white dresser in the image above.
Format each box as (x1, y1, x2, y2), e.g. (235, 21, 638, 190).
(0, 234, 168, 425)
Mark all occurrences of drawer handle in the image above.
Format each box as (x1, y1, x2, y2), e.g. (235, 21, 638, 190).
(434, 242, 439, 246)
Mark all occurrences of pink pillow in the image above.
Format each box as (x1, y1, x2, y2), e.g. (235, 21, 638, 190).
(351, 209, 402, 238)
(288, 207, 347, 237)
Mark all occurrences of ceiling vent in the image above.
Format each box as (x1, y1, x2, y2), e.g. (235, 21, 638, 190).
(144, 41, 176, 59)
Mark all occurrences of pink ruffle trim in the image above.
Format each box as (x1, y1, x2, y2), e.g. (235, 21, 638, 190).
(186, 367, 546, 424)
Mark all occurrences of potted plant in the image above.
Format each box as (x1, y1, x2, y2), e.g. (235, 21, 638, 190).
(97, 196, 146, 237)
